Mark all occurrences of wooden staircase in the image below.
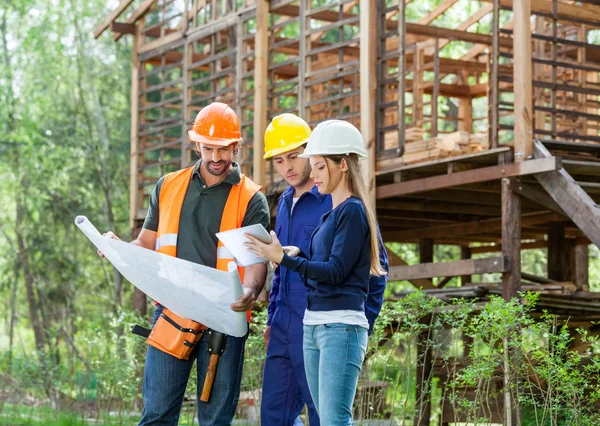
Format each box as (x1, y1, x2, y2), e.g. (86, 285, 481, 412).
(533, 140, 600, 248)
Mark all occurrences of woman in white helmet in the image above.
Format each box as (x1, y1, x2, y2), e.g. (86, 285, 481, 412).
(246, 119, 386, 425)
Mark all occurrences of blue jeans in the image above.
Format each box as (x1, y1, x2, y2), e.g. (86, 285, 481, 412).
(303, 324, 368, 426)
(139, 306, 247, 426)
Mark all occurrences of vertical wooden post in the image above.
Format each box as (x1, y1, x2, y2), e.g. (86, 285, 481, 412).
(502, 178, 521, 299)
(253, 0, 268, 186)
(512, 0, 533, 161)
(130, 32, 140, 235)
(130, 29, 147, 317)
(397, 0, 406, 156)
(360, 0, 377, 207)
(501, 178, 520, 426)
(574, 244, 589, 291)
(458, 98, 472, 132)
(419, 238, 434, 264)
(460, 246, 472, 285)
(489, 0, 499, 149)
(547, 221, 565, 281)
(182, 41, 192, 168)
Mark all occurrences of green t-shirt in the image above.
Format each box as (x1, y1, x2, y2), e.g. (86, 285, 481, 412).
(143, 160, 270, 268)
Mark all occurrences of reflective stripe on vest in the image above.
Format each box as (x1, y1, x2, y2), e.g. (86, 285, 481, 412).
(155, 233, 178, 251)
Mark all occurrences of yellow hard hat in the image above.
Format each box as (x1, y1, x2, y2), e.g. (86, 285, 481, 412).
(263, 114, 312, 159)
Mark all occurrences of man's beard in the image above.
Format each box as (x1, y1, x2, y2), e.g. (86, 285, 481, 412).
(293, 161, 313, 189)
(205, 160, 231, 176)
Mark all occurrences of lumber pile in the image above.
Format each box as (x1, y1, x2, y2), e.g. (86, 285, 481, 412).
(383, 128, 489, 164)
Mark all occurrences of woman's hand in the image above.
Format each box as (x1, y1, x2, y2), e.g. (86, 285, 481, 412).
(245, 231, 284, 264)
(282, 246, 300, 258)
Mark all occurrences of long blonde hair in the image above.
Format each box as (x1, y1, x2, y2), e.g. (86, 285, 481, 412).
(326, 154, 385, 276)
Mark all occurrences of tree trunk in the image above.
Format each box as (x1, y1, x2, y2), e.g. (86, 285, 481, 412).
(2, 4, 46, 354)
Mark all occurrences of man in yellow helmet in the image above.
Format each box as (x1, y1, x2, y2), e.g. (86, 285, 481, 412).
(260, 114, 388, 425)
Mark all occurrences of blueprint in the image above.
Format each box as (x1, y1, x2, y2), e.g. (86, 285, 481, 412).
(75, 216, 247, 337)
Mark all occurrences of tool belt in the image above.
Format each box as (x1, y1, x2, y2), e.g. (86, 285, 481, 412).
(132, 308, 207, 360)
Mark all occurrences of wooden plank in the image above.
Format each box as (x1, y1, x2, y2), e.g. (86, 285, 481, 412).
(500, 179, 520, 426)
(481, 0, 600, 24)
(360, 0, 376, 207)
(94, 0, 135, 39)
(419, 0, 459, 25)
(385, 248, 435, 289)
(111, 22, 136, 35)
(388, 257, 507, 281)
(513, 181, 566, 215)
(460, 246, 472, 285)
(547, 221, 566, 281)
(376, 157, 561, 199)
(512, 0, 533, 162)
(253, 0, 268, 186)
(575, 244, 589, 291)
(377, 147, 512, 176)
(138, 31, 184, 54)
(419, 239, 434, 263)
(130, 29, 140, 233)
(470, 241, 545, 254)
(533, 141, 600, 248)
(383, 211, 555, 242)
(114, 0, 158, 42)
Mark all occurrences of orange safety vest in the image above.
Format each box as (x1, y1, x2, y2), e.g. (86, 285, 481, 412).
(154, 165, 262, 322)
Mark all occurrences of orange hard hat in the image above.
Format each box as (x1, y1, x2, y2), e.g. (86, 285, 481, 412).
(188, 102, 242, 146)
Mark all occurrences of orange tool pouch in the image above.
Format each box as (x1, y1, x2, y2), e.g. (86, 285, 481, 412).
(146, 308, 207, 360)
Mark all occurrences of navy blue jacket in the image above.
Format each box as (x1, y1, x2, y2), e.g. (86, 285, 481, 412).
(268, 186, 388, 334)
(278, 194, 388, 332)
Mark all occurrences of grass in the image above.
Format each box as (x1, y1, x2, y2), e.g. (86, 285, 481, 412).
(0, 403, 139, 426)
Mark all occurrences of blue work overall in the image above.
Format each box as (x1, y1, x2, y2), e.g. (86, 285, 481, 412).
(261, 185, 388, 425)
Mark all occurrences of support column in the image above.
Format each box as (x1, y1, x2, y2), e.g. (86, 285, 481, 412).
(501, 178, 521, 426)
(419, 238, 434, 264)
(547, 221, 565, 281)
(130, 29, 146, 317)
(575, 244, 589, 291)
(460, 246, 472, 285)
(513, 0, 533, 161)
(360, 0, 377, 207)
(253, 0, 268, 186)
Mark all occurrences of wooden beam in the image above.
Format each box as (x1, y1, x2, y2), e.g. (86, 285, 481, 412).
(533, 141, 600, 249)
(575, 244, 589, 292)
(114, 0, 158, 42)
(460, 246, 472, 285)
(470, 240, 545, 254)
(513, 181, 566, 215)
(383, 211, 555, 242)
(388, 257, 507, 281)
(501, 178, 520, 426)
(547, 221, 566, 281)
(253, 0, 268, 186)
(138, 31, 184, 54)
(419, 239, 434, 264)
(385, 248, 435, 289)
(111, 22, 136, 35)
(512, 0, 533, 161)
(481, 0, 600, 24)
(94, 0, 135, 39)
(419, 0, 459, 25)
(360, 0, 376, 207)
(376, 157, 561, 199)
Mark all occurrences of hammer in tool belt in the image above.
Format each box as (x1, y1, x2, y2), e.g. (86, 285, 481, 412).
(200, 330, 228, 402)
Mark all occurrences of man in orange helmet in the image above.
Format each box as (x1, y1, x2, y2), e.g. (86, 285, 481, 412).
(101, 102, 270, 425)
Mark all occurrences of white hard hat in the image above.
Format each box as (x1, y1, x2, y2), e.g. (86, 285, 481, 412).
(299, 120, 368, 158)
